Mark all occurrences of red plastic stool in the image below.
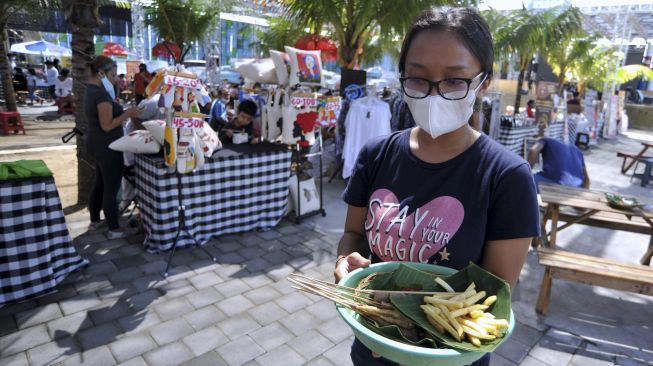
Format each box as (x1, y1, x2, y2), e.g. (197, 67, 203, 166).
(1, 112, 26, 135)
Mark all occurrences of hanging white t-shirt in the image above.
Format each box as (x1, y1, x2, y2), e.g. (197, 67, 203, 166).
(342, 97, 391, 179)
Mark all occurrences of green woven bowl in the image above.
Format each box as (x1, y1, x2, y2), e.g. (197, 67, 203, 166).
(336, 262, 515, 366)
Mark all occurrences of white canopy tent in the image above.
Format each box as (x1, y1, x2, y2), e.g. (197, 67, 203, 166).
(10, 40, 72, 58)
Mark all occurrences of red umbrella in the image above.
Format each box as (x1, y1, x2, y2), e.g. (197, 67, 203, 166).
(102, 42, 128, 57)
(294, 34, 338, 62)
(152, 42, 182, 60)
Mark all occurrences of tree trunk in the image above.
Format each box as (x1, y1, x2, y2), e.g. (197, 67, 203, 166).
(514, 65, 527, 115)
(68, 2, 98, 206)
(0, 26, 18, 112)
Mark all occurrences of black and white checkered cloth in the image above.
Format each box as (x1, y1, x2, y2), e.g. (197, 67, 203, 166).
(545, 122, 565, 142)
(496, 125, 539, 155)
(0, 176, 88, 305)
(134, 143, 292, 253)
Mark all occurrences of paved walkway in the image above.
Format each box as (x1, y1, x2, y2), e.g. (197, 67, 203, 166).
(1, 120, 653, 365)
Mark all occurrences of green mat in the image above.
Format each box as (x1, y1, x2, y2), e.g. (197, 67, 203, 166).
(0, 160, 53, 180)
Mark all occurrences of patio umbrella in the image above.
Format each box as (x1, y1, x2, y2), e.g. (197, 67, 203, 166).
(152, 42, 182, 60)
(10, 40, 72, 57)
(294, 34, 338, 62)
(102, 42, 128, 57)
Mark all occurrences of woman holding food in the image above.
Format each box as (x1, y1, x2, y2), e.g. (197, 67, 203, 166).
(84, 55, 140, 239)
(334, 7, 539, 366)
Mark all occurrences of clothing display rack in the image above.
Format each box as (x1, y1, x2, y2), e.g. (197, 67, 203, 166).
(292, 128, 326, 224)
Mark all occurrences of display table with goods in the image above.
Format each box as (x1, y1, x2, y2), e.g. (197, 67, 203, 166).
(496, 120, 538, 155)
(134, 142, 292, 253)
(0, 161, 88, 305)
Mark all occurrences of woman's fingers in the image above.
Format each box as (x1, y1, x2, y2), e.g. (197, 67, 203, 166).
(333, 252, 371, 282)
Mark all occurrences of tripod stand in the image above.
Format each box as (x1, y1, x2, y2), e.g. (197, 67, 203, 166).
(163, 172, 217, 277)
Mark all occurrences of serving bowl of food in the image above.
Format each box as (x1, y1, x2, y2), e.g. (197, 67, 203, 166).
(292, 262, 515, 366)
(605, 192, 640, 210)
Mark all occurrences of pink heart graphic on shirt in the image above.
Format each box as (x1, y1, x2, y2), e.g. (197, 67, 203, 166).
(365, 189, 464, 263)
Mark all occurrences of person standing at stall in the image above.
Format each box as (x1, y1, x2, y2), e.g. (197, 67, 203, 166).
(84, 55, 140, 238)
(45, 60, 59, 103)
(333, 7, 540, 366)
(133, 63, 152, 104)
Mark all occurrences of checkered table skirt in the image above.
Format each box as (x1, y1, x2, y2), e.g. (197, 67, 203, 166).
(545, 122, 565, 142)
(134, 143, 292, 253)
(496, 125, 539, 155)
(0, 176, 88, 305)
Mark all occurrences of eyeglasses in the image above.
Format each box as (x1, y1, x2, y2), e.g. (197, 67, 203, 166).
(400, 72, 486, 100)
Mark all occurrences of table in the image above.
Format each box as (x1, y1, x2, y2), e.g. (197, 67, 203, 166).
(0, 176, 88, 305)
(618, 141, 653, 174)
(539, 183, 653, 265)
(134, 142, 292, 253)
(496, 125, 538, 155)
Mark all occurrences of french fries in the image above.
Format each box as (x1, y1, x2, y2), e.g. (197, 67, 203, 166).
(421, 278, 509, 347)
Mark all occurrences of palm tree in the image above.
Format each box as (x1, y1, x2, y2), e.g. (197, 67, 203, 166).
(0, 0, 60, 112)
(282, 0, 476, 70)
(546, 36, 594, 92)
(492, 6, 584, 112)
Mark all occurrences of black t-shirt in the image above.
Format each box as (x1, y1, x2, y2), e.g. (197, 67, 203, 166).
(342, 129, 540, 270)
(219, 118, 254, 143)
(84, 84, 124, 156)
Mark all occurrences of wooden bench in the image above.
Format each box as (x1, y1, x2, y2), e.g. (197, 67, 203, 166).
(535, 247, 653, 314)
(617, 146, 653, 174)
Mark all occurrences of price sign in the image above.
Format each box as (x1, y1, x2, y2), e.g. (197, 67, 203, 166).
(173, 116, 204, 129)
(290, 95, 317, 108)
(164, 75, 201, 89)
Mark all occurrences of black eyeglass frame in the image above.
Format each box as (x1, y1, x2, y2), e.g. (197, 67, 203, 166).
(399, 72, 486, 100)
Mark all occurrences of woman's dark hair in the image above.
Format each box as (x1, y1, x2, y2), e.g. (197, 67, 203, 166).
(398, 7, 494, 80)
(60, 68, 70, 77)
(237, 99, 258, 117)
(89, 55, 117, 76)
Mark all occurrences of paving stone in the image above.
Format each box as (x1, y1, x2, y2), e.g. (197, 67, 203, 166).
(82, 260, 115, 276)
(139, 260, 167, 275)
(241, 274, 274, 290)
(216, 336, 265, 366)
(214, 278, 251, 297)
(275, 291, 314, 313)
(278, 225, 301, 235)
(15, 302, 62, 329)
(109, 268, 145, 284)
(189, 271, 224, 289)
(118, 310, 162, 335)
(163, 265, 195, 282)
(62, 345, 116, 366)
(615, 355, 649, 366)
(258, 230, 284, 241)
(249, 321, 295, 351)
(570, 353, 616, 366)
(97, 285, 136, 302)
(216, 240, 242, 253)
(262, 250, 292, 265)
(112, 254, 148, 270)
(322, 339, 355, 366)
(117, 356, 148, 366)
(490, 353, 519, 366)
(108, 333, 158, 363)
(182, 325, 229, 356)
(217, 313, 261, 341)
(495, 337, 531, 364)
(279, 309, 321, 336)
(118, 245, 143, 256)
(529, 329, 584, 366)
(219, 252, 246, 264)
(213, 263, 242, 279)
(58, 292, 103, 316)
(519, 356, 550, 366)
(305, 299, 339, 322)
(180, 351, 228, 366)
(149, 318, 194, 345)
(241, 257, 272, 273)
(184, 305, 226, 331)
(269, 279, 296, 295)
(153, 298, 194, 321)
(288, 329, 335, 361)
(185, 287, 224, 309)
(98, 238, 129, 250)
(35, 285, 78, 305)
(76, 322, 122, 350)
(239, 246, 266, 259)
(216, 294, 256, 316)
(187, 260, 221, 274)
(287, 255, 315, 270)
(278, 234, 303, 246)
(242, 286, 282, 306)
(26, 336, 79, 366)
(46, 311, 94, 340)
(0, 352, 28, 366)
(160, 282, 196, 300)
(88, 299, 133, 325)
(131, 274, 165, 292)
(511, 322, 544, 349)
(0, 324, 50, 356)
(0, 315, 18, 336)
(239, 235, 264, 247)
(127, 289, 163, 311)
(143, 341, 194, 366)
(247, 302, 289, 326)
(266, 264, 296, 281)
(255, 344, 305, 366)
(76, 233, 109, 245)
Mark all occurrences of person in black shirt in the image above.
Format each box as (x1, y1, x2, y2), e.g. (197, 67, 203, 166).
(219, 99, 260, 144)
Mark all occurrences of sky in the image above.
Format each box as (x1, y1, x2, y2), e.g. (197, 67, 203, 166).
(481, 0, 650, 10)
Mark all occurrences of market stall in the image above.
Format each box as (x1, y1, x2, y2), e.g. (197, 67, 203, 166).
(134, 142, 291, 253)
(496, 123, 539, 155)
(0, 168, 88, 305)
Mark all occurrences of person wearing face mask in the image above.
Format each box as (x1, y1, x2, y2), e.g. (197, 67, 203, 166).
(333, 8, 540, 366)
(85, 55, 140, 239)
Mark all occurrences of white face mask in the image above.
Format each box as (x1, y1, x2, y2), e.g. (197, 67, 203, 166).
(100, 74, 116, 101)
(404, 76, 486, 139)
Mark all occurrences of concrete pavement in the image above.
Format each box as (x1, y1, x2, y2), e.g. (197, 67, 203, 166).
(0, 116, 652, 365)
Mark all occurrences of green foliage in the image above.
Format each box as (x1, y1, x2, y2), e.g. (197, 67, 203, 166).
(145, 0, 222, 63)
(282, 0, 475, 69)
(255, 17, 310, 55)
(546, 35, 596, 86)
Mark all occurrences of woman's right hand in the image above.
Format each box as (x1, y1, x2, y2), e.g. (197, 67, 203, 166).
(126, 107, 140, 118)
(334, 252, 371, 282)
